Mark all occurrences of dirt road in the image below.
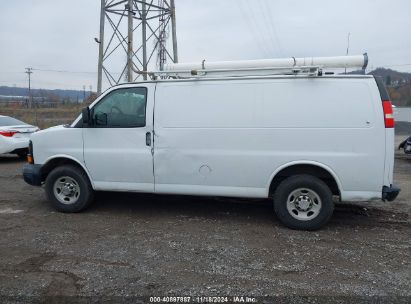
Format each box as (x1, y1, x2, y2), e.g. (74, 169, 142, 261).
(0, 138, 410, 303)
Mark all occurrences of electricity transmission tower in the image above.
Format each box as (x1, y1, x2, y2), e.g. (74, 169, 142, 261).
(97, 0, 178, 95)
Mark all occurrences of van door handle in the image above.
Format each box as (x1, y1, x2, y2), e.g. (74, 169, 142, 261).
(146, 132, 151, 146)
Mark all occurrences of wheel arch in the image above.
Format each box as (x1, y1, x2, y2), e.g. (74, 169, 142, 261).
(267, 161, 342, 198)
(40, 155, 94, 189)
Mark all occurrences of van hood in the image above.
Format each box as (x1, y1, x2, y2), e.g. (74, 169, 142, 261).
(32, 124, 68, 137)
(47, 125, 67, 130)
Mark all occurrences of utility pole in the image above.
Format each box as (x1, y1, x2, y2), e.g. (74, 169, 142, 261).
(25, 67, 38, 126)
(25, 68, 32, 108)
(97, 0, 178, 90)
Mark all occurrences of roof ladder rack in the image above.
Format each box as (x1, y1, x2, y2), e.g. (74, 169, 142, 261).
(149, 66, 322, 79)
(145, 53, 368, 79)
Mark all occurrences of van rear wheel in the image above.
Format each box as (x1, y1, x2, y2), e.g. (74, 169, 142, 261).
(45, 165, 94, 212)
(273, 174, 334, 230)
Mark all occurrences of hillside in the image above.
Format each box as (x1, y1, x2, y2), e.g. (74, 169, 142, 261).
(369, 68, 411, 106)
(0, 86, 91, 102)
(1, 67, 411, 106)
(388, 83, 411, 106)
(346, 68, 411, 106)
(368, 68, 411, 84)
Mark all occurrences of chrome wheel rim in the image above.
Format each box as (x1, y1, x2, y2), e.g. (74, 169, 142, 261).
(53, 176, 80, 205)
(286, 188, 322, 221)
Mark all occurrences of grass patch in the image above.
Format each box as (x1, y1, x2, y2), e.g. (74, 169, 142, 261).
(0, 104, 84, 129)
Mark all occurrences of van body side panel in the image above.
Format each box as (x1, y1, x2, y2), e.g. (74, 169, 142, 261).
(153, 78, 385, 200)
(31, 127, 84, 168)
(384, 129, 395, 187)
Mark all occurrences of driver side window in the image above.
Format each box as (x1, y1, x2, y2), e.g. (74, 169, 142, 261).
(92, 87, 147, 128)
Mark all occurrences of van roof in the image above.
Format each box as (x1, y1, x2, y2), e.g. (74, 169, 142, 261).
(109, 74, 375, 88)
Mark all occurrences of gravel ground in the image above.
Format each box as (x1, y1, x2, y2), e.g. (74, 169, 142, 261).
(0, 137, 410, 303)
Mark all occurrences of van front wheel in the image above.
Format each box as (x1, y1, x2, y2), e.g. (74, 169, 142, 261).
(273, 175, 334, 230)
(45, 165, 94, 212)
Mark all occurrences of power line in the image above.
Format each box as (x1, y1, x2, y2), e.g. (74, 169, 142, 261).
(0, 71, 25, 74)
(261, 0, 283, 57)
(0, 80, 27, 83)
(237, 0, 271, 57)
(383, 63, 411, 67)
(0, 79, 95, 90)
(32, 68, 97, 74)
(256, 0, 277, 55)
(246, 0, 276, 56)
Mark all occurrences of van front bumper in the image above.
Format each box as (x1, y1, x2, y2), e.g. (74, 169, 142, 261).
(382, 185, 400, 202)
(22, 164, 43, 186)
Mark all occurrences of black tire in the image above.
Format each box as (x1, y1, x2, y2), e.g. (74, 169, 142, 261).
(273, 174, 334, 230)
(45, 165, 94, 213)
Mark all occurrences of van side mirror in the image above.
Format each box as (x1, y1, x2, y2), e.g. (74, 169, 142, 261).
(82, 107, 91, 126)
(95, 112, 107, 126)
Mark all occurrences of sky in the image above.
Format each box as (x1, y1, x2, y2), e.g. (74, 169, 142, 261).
(0, 0, 410, 91)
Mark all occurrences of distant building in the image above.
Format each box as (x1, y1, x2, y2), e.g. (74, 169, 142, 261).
(0, 95, 29, 102)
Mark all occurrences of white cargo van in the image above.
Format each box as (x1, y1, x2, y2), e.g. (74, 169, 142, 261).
(22, 57, 400, 230)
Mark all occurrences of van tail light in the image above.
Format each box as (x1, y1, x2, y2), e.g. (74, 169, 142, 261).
(382, 100, 394, 128)
(0, 130, 18, 137)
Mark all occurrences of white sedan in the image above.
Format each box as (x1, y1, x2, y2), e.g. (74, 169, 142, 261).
(0, 115, 39, 157)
